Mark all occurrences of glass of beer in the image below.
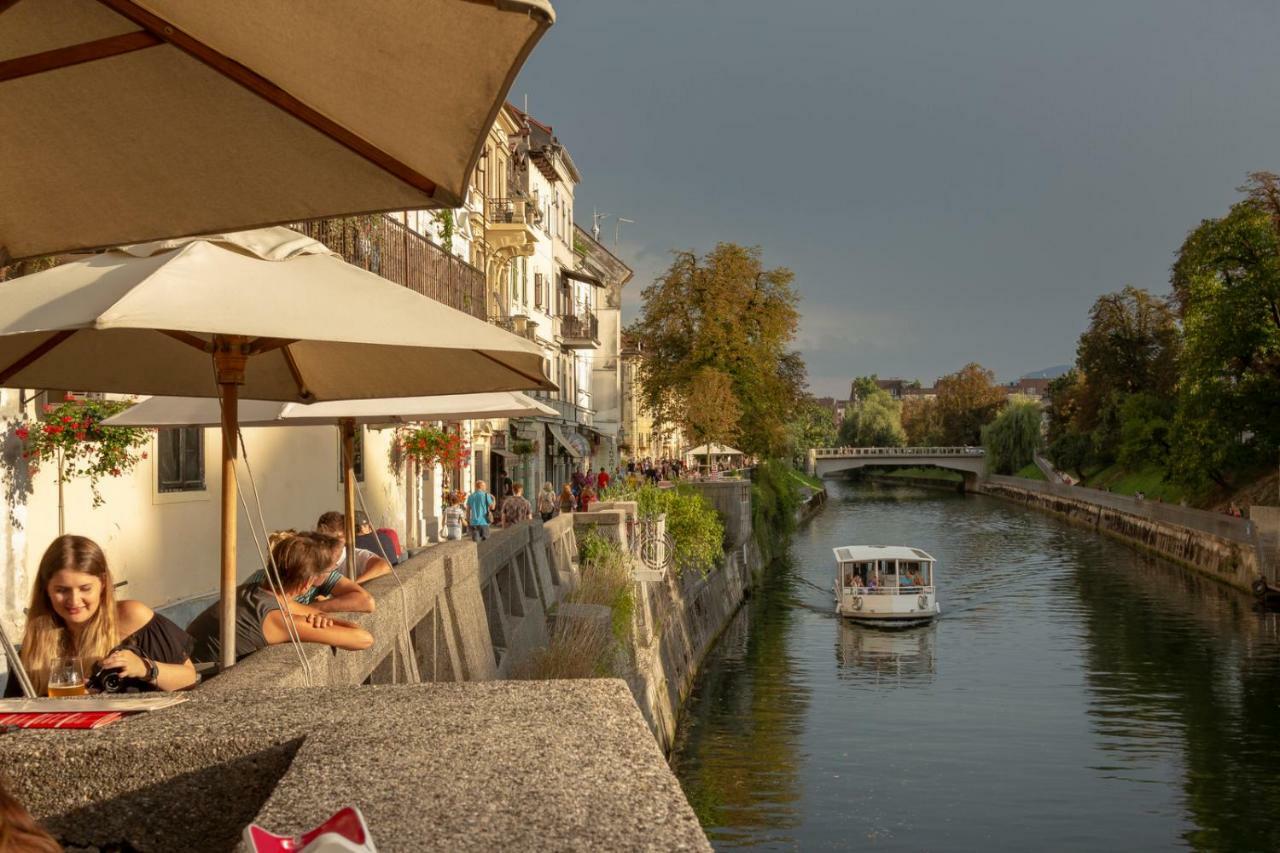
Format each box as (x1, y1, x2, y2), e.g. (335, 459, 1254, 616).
(48, 656, 86, 697)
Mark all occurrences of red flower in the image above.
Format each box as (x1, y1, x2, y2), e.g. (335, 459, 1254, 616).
(61, 416, 74, 424)
(15, 426, 28, 441)
(41, 404, 54, 414)
(64, 393, 75, 401)
(141, 452, 148, 460)
(75, 432, 87, 441)
(44, 425, 63, 435)
(110, 467, 121, 477)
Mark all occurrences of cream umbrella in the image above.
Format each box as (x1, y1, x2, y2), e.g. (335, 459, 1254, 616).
(0, 0, 555, 262)
(0, 228, 554, 667)
(105, 390, 558, 568)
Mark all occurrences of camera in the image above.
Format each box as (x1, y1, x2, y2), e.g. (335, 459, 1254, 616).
(87, 661, 127, 693)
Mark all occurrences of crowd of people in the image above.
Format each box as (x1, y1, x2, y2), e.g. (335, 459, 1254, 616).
(6, 457, 696, 701)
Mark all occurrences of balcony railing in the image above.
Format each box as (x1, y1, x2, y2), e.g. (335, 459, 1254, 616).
(486, 197, 535, 225)
(291, 215, 486, 320)
(558, 310, 599, 346)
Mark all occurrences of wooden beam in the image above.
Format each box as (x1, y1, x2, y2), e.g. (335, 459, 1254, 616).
(0, 330, 75, 384)
(280, 344, 313, 401)
(95, 0, 439, 197)
(246, 336, 297, 356)
(159, 330, 212, 352)
(0, 31, 162, 83)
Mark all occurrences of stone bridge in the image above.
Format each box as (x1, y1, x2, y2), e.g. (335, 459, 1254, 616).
(807, 446, 987, 486)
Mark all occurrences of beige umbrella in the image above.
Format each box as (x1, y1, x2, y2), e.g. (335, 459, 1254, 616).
(0, 0, 555, 262)
(0, 228, 554, 667)
(105, 391, 558, 568)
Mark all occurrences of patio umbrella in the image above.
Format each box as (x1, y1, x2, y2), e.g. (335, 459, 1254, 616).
(105, 391, 558, 569)
(0, 228, 554, 667)
(0, 0, 555, 262)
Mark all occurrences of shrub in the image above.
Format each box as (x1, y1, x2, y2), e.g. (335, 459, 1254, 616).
(751, 459, 799, 564)
(598, 482, 724, 576)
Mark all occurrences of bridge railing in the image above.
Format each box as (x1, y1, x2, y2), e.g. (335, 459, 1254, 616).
(813, 446, 985, 458)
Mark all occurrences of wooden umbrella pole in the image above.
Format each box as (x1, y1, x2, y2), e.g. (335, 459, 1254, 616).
(341, 418, 358, 579)
(214, 338, 248, 670)
(405, 453, 417, 549)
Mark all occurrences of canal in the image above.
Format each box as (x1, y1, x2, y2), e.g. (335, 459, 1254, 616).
(670, 479, 1280, 851)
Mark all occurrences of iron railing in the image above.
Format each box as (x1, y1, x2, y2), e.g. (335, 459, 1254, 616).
(486, 197, 534, 225)
(814, 446, 984, 457)
(291, 215, 486, 320)
(559, 310, 598, 342)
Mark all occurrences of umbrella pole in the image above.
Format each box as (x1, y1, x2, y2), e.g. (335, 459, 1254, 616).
(215, 340, 248, 671)
(341, 418, 358, 579)
(406, 454, 417, 549)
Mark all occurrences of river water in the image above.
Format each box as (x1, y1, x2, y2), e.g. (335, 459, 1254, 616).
(670, 480, 1280, 851)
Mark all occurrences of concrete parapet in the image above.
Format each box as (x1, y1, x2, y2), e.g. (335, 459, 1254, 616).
(978, 478, 1261, 591)
(681, 479, 752, 549)
(0, 682, 710, 852)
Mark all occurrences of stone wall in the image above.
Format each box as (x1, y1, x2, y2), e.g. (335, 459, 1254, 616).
(977, 477, 1261, 591)
(200, 514, 580, 694)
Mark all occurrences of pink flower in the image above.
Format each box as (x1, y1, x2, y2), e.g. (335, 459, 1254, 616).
(140, 451, 148, 460)
(41, 404, 54, 414)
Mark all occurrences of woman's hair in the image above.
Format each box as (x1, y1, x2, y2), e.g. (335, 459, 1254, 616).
(261, 530, 341, 595)
(0, 780, 60, 853)
(20, 535, 119, 696)
(560, 483, 572, 495)
(542, 482, 554, 493)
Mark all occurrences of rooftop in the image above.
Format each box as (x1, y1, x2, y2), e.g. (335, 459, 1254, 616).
(833, 545, 936, 563)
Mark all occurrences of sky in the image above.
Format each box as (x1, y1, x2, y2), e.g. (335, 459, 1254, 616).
(514, 0, 1280, 399)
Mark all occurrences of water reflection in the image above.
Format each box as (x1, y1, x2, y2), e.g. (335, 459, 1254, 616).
(1074, 549, 1280, 851)
(670, 556, 810, 846)
(671, 480, 1280, 850)
(835, 622, 936, 686)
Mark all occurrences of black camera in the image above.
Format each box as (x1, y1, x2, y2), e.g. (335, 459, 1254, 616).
(87, 661, 127, 693)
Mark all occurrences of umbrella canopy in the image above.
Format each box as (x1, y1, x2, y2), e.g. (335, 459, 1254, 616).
(103, 391, 558, 428)
(0, 227, 553, 670)
(0, 0, 555, 262)
(685, 443, 744, 457)
(0, 228, 554, 399)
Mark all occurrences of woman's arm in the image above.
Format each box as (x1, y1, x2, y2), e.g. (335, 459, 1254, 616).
(355, 556, 391, 584)
(310, 576, 375, 613)
(262, 610, 373, 651)
(99, 648, 199, 692)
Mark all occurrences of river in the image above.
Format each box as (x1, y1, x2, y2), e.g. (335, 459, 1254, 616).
(669, 479, 1280, 851)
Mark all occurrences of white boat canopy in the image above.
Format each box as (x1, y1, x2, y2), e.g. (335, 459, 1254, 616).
(833, 546, 936, 563)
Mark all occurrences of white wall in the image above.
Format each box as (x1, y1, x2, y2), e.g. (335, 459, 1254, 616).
(0, 392, 408, 635)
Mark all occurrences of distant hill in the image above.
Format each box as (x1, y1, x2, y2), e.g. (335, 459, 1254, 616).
(1021, 365, 1071, 380)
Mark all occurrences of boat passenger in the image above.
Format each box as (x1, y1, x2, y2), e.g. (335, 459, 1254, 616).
(243, 530, 374, 613)
(316, 511, 391, 583)
(187, 531, 374, 667)
(7, 535, 198, 697)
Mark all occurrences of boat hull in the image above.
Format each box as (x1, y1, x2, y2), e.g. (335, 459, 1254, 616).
(835, 588, 939, 626)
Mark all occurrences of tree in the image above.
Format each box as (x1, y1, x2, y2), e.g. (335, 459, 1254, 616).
(1075, 286, 1181, 431)
(1048, 431, 1092, 480)
(788, 396, 838, 461)
(933, 363, 1005, 445)
(1168, 173, 1280, 487)
(838, 388, 905, 447)
(849, 375, 879, 403)
(901, 396, 943, 446)
(981, 397, 1043, 475)
(682, 367, 742, 449)
(627, 244, 804, 458)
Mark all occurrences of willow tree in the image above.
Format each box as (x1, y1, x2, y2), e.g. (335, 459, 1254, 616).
(627, 243, 803, 458)
(981, 397, 1043, 474)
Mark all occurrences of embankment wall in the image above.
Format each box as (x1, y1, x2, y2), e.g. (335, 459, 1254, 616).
(977, 475, 1260, 592)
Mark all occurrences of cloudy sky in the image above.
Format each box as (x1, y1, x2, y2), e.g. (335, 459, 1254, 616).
(515, 0, 1280, 398)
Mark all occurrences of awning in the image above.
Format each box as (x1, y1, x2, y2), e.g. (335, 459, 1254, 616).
(561, 268, 603, 288)
(547, 423, 583, 458)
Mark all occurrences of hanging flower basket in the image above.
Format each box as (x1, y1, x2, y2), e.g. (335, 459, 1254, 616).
(393, 424, 471, 471)
(14, 396, 151, 507)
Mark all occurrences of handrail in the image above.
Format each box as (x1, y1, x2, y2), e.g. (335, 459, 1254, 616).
(840, 585, 935, 595)
(813, 446, 984, 457)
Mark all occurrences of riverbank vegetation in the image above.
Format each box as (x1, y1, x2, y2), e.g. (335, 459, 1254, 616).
(602, 482, 725, 576)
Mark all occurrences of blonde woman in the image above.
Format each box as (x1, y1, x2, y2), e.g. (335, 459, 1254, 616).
(9, 535, 198, 697)
(187, 530, 374, 667)
(537, 482, 558, 522)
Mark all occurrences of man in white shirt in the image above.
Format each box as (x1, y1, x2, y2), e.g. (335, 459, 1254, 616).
(316, 511, 391, 583)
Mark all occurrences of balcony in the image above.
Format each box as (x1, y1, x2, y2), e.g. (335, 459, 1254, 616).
(541, 396, 593, 427)
(492, 314, 543, 344)
(484, 196, 539, 260)
(291, 215, 486, 320)
(558, 310, 599, 349)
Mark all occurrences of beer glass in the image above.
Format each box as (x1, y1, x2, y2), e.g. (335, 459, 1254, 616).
(48, 656, 86, 697)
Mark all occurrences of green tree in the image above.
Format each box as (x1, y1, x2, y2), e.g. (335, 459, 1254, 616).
(838, 388, 906, 447)
(627, 244, 803, 458)
(1116, 392, 1174, 470)
(934, 363, 1005, 445)
(981, 397, 1043, 475)
(1075, 286, 1181, 431)
(901, 396, 943, 446)
(849, 375, 879, 403)
(1047, 431, 1092, 480)
(788, 396, 838, 461)
(1169, 172, 1280, 488)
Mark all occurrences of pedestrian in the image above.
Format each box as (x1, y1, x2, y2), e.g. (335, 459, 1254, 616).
(443, 493, 466, 540)
(559, 483, 576, 514)
(465, 480, 495, 542)
(596, 466, 610, 493)
(500, 483, 533, 527)
(537, 482, 557, 522)
(578, 484, 596, 513)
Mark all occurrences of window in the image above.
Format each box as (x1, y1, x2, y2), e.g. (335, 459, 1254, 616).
(157, 428, 205, 493)
(338, 427, 365, 483)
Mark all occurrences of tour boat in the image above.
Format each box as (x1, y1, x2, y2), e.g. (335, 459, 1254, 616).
(833, 545, 940, 626)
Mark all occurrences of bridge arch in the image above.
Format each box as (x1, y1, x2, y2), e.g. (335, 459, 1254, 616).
(806, 447, 987, 489)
